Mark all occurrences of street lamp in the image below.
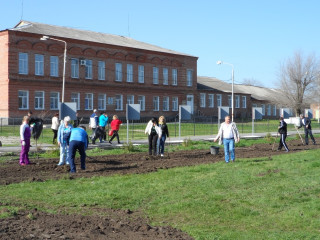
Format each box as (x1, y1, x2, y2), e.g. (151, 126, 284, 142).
(217, 60, 234, 121)
(40, 35, 67, 103)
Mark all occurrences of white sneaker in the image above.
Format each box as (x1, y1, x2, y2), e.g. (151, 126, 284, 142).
(161, 154, 164, 157)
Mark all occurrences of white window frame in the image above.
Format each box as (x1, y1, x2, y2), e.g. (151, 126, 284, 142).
(35, 54, 44, 76)
(127, 64, 133, 82)
(50, 56, 59, 77)
(273, 105, 277, 116)
(85, 93, 93, 110)
(172, 69, 177, 86)
(50, 92, 59, 110)
(153, 67, 159, 84)
(19, 52, 28, 75)
(267, 104, 271, 116)
(153, 96, 159, 111)
(71, 58, 79, 78)
(138, 95, 145, 111)
(228, 95, 232, 108)
(217, 94, 222, 107)
(187, 69, 193, 86)
(98, 94, 106, 110)
(127, 95, 134, 104)
(163, 96, 169, 111)
(18, 90, 29, 109)
(115, 63, 122, 82)
(34, 91, 45, 110)
(98, 61, 105, 80)
(163, 68, 168, 85)
(208, 94, 214, 108)
(85, 59, 93, 79)
(115, 94, 123, 110)
(71, 92, 80, 110)
(200, 93, 206, 108)
(261, 104, 266, 116)
(172, 97, 178, 111)
(235, 95, 240, 108)
(242, 96, 247, 108)
(138, 65, 144, 83)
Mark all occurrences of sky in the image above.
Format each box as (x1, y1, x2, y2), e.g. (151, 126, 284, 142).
(1, 0, 319, 88)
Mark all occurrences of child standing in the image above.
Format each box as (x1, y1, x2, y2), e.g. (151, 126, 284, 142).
(20, 116, 31, 166)
(109, 115, 122, 144)
(158, 116, 169, 157)
(57, 116, 73, 165)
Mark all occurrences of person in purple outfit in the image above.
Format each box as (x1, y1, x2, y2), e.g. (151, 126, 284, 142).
(19, 116, 31, 166)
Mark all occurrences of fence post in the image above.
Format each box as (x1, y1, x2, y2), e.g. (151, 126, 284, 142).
(193, 117, 196, 136)
(175, 117, 177, 137)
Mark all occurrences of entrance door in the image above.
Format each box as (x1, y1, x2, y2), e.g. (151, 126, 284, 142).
(186, 95, 194, 114)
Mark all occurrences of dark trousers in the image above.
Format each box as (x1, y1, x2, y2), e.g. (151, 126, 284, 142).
(110, 130, 120, 143)
(304, 129, 315, 145)
(148, 133, 158, 156)
(278, 133, 289, 151)
(52, 129, 58, 144)
(69, 140, 86, 173)
(99, 126, 106, 142)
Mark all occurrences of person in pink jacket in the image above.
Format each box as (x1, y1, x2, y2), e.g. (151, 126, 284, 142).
(109, 115, 122, 144)
(20, 116, 31, 166)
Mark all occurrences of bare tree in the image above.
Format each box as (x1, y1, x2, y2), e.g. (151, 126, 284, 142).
(277, 51, 320, 116)
(242, 78, 264, 87)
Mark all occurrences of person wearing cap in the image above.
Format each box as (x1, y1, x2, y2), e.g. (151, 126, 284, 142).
(68, 126, 89, 173)
(57, 116, 73, 166)
(89, 109, 99, 136)
(51, 113, 59, 144)
(298, 114, 316, 145)
(278, 117, 289, 152)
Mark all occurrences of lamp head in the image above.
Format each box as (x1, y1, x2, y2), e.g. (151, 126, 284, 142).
(216, 60, 222, 65)
(40, 36, 49, 41)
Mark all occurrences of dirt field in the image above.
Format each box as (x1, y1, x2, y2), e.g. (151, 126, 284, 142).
(0, 138, 318, 239)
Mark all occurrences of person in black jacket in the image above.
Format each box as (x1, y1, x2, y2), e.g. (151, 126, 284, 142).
(278, 117, 289, 152)
(158, 116, 169, 157)
(298, 114, 316, 145)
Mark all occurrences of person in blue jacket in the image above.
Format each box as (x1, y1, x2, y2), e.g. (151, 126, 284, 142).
(98, 112, 109, 143)
(68, 126, 89, 173)
(57, 116, 72, 166)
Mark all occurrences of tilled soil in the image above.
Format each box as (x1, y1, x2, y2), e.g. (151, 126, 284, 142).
(0, 138, 318, 239)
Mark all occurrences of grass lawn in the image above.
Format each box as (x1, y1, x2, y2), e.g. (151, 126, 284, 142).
(1, 145, 320, 239)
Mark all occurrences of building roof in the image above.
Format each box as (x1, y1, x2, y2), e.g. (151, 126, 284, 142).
(9, 20, 197, 58)
(197, 76, 244, 94)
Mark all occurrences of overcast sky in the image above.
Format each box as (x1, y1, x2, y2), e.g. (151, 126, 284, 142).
(1, 0, 319, 88)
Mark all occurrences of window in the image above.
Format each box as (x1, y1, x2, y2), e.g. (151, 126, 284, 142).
(35, 54, 44, 76)
(98, 61, 105, 80)
(98, 94, 106, 110)
(187, 69, 193, 86)
(50, 56, 59, 77)
(261, 104, 265, 116)
(127, 95, 134, 104)
(85, 59, 93, 79)
(71, 59, 79, 78)
(153, 96, 159, 111)
(242, 96, 247, 108)
(85, 93, 93, 110)
(153, 67, 159, 84)
(163, 96, 169, 111)
(273, 105, 277, 116)
(18, 90, 29, 109)
(228, 95, 232, 107)
(34, 91, 44, 110)
(50, 92, 59, 110)
(208, 94, 214, 108)
(200, 93, 206, 108)
(19, 53, 28, 75)
(138, 95, 145, 111)
(267, 104, 271, 116)
(115, 63, 122, 82)
(172, 69, 177, 85)
(217, 94, 222, 107)
(115, 94, 123, 110)
(172, 97, 178, 111)
(138, 65, 144, 83)
(163, 68, 168, 85)
(235, 95, 240, 108)
(127, 64, 133, 82)
(71, 93, 80, 110)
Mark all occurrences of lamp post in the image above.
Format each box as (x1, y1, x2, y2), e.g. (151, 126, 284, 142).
(40, 36, 67, 103)
(217, 60, 234, 121)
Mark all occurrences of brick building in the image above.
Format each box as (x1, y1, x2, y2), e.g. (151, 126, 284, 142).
(0, 21, 198, 119)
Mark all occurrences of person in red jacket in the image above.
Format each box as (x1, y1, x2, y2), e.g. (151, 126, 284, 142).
(109, 115, 122, 144)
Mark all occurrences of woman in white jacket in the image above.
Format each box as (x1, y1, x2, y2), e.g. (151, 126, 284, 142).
(51, 113, 59, 144)
(145, 118, 162, 156)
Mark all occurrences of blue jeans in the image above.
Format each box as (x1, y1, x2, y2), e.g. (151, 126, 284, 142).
(68, 140, 86, 173)
(158, 135, 166, 154)
(223, 138, 235, 162)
